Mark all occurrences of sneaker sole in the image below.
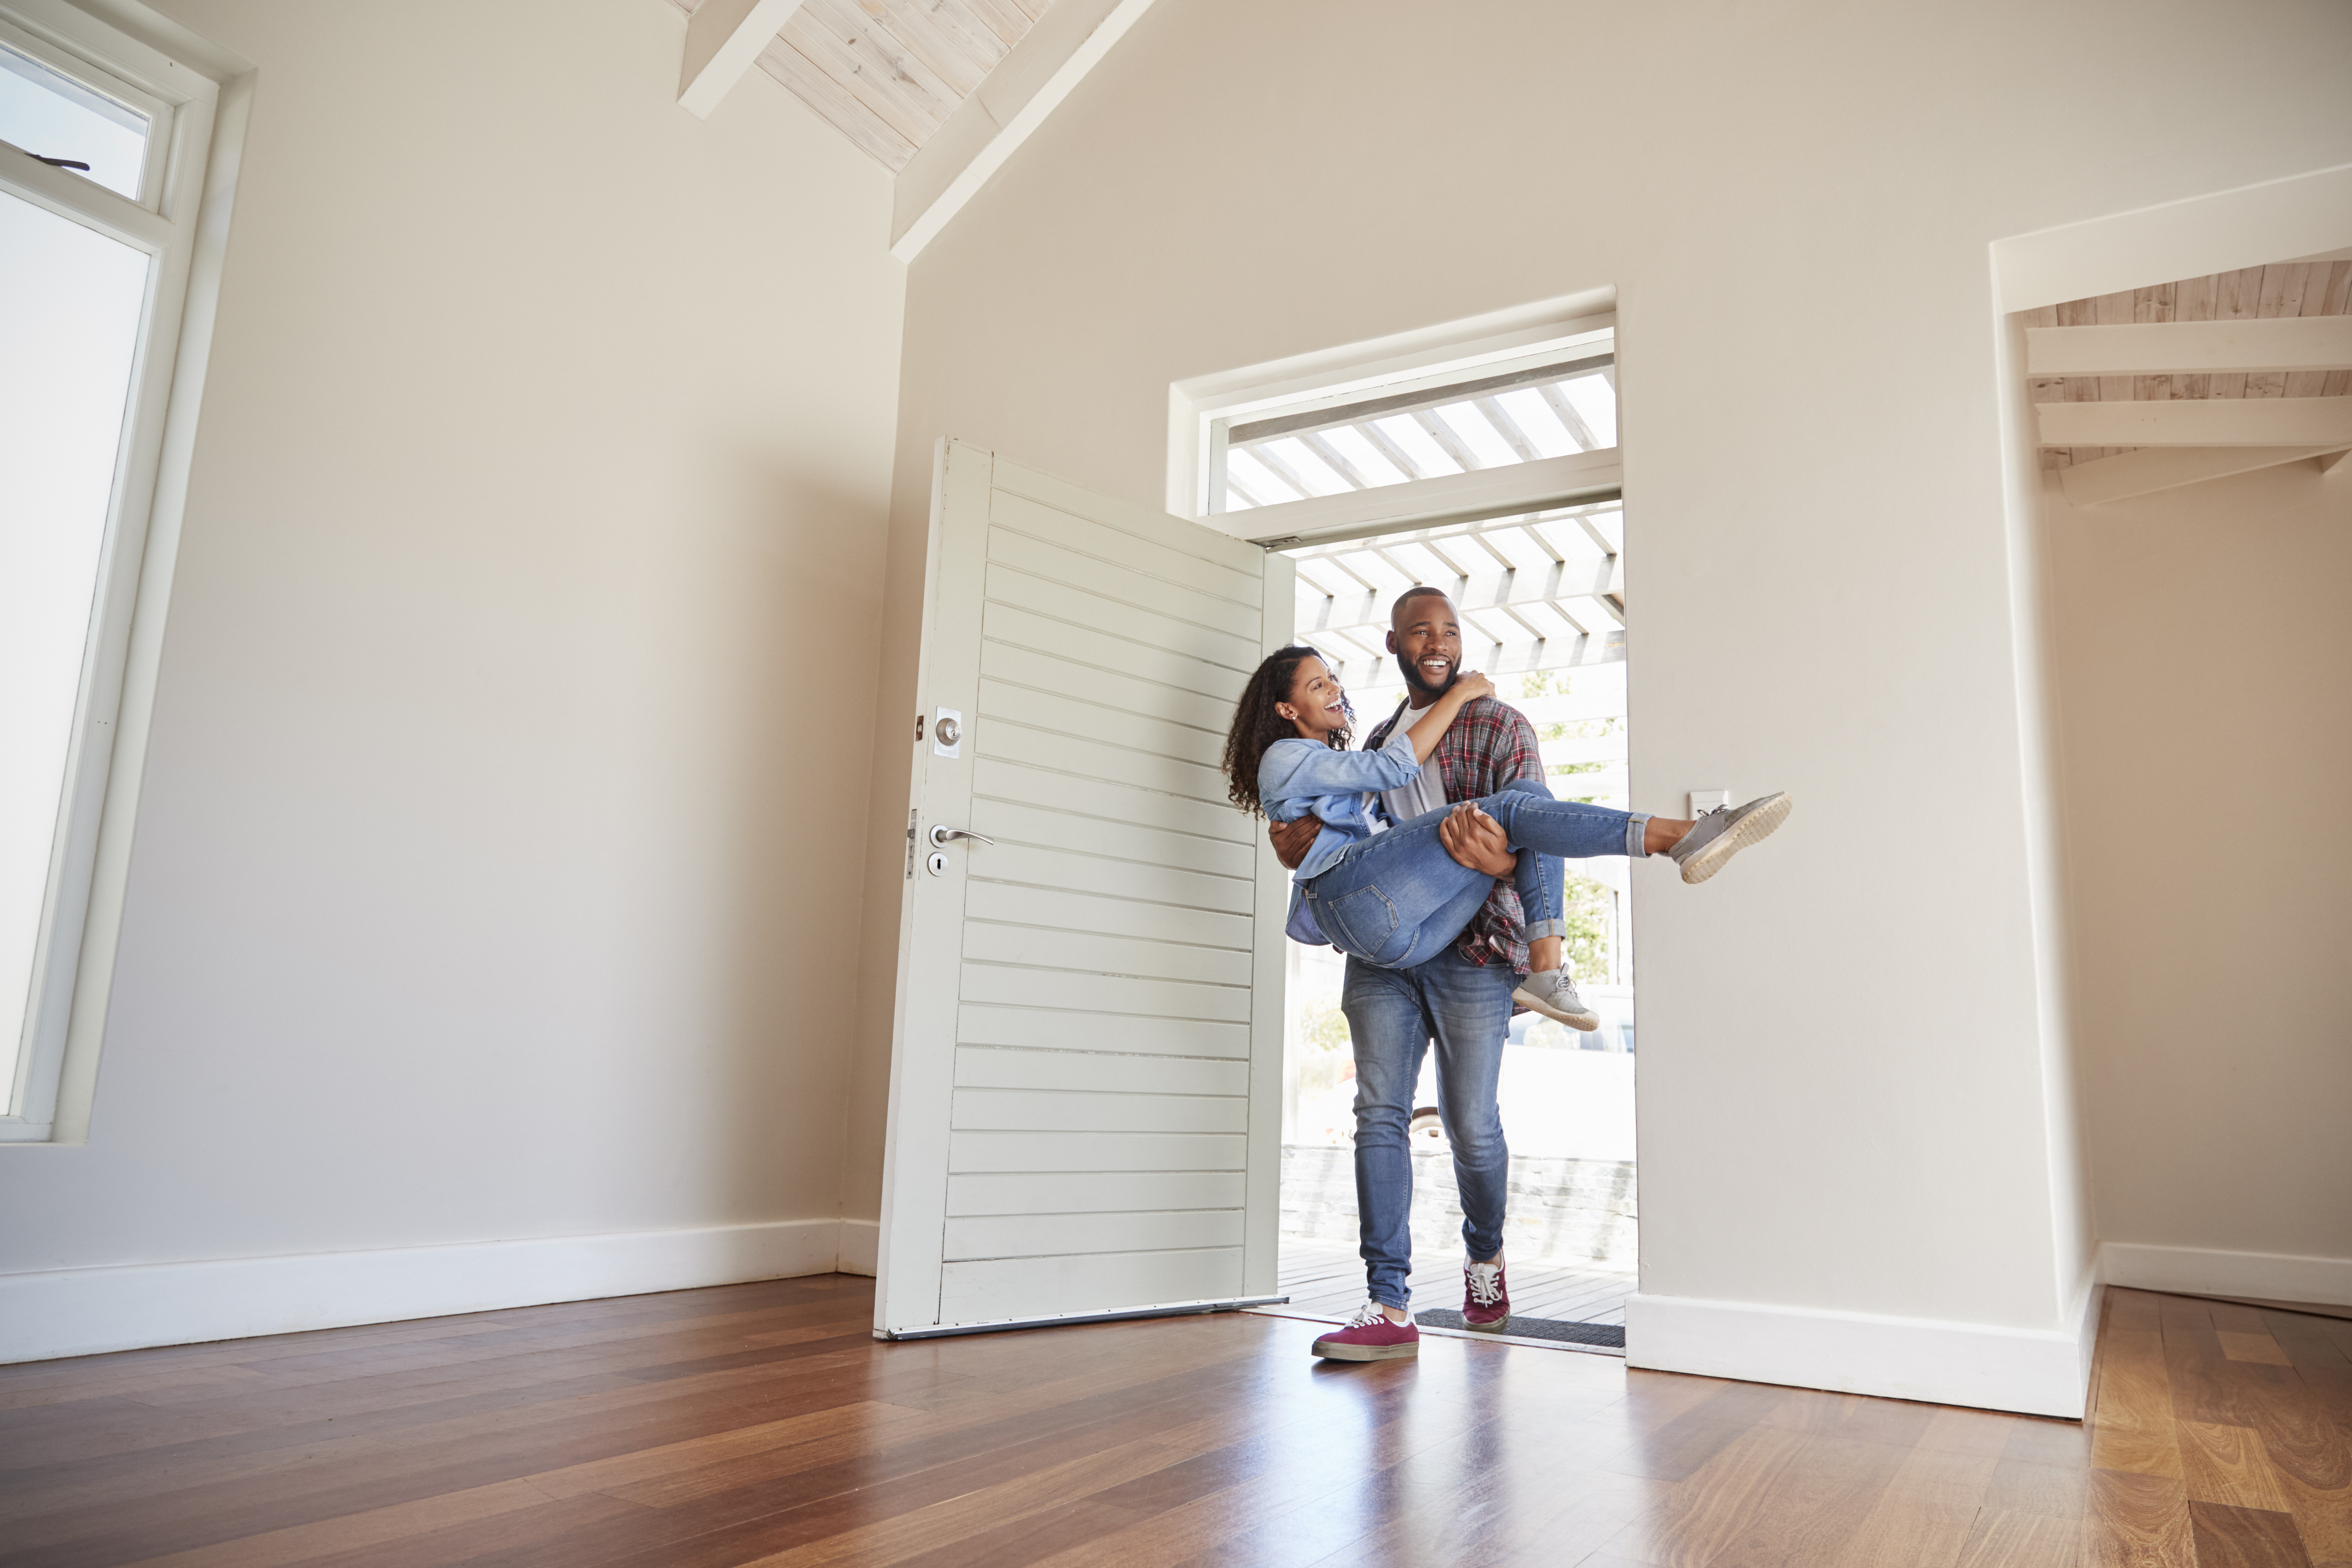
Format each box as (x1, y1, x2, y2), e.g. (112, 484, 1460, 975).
(1461, 1314, 1511, 1334)
(1678, 792, 1793, 885)
(1511, 988, 1599, 1030)
(1311, 1338, 1419, 1361)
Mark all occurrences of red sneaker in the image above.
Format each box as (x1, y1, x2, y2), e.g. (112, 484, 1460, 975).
(1463, 1257, 1510, 1332)
(1311, 1301, 1421, 1361)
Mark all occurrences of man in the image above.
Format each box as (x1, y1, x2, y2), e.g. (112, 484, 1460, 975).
(1270, 587, 1693, 1361)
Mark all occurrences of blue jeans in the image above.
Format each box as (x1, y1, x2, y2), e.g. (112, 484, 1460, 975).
(1305, 790, 1649, 971)
(1343, 946, 1518, 1308)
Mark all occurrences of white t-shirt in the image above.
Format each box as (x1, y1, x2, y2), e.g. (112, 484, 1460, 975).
(1375, 704, 1447, 827)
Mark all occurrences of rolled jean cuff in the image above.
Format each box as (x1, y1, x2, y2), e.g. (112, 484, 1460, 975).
(1522, 918, 1568, 940)
(1625, 812, 1653, 858)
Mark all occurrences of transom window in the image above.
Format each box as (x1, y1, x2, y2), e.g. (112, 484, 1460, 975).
(1217, 355, 1617, 512)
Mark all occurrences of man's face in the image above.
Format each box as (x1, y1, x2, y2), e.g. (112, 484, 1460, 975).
(1387, 593, 1462, 701)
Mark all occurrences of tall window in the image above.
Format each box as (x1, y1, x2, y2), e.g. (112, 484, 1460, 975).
(0, 7, 231, 1140)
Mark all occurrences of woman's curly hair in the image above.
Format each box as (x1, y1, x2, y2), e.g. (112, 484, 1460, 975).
(1222, 645, 1351, 817)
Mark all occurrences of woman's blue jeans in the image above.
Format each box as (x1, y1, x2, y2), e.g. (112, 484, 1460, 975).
(1304, 788, 1648, 971)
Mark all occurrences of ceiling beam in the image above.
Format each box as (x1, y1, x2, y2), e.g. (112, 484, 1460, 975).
(2027, 317, 2352, 377)
(680, 0, 804, 119)
(2036, 396, 2352, 450)
(2057, 444, 2351, 506)
(891, 0, 1160, 261)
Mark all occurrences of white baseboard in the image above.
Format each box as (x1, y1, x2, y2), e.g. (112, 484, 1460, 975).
(1625, 1288, 2096, 1419)
(2100, 1241, 2352, 1308)
(838, 1218, 880, 1277)
(0, 1217, 866, 1365)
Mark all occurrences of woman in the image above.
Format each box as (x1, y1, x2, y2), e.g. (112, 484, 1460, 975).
(1223, 645, 1791, 977)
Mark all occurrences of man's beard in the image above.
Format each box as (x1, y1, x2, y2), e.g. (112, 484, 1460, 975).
(1397, 652, 1458, 703)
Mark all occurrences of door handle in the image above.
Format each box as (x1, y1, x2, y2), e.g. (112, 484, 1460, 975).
(928, 825, 995, 848)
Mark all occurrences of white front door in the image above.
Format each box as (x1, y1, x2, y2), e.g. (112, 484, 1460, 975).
(874, 440, 1295, 1338)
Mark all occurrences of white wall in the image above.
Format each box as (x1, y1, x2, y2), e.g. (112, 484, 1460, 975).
(845, 0, 2352, 1412)
(0, 0, 905, 1358)
(2046, 460, 2352, 1302)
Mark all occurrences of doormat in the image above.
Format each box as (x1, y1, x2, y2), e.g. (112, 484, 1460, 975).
(1415, 1311, 1625, 1348)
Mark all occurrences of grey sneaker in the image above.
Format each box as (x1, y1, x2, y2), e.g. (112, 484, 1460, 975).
(1669, 792, 1792, 884)
(1513, 968, 1600, 1029)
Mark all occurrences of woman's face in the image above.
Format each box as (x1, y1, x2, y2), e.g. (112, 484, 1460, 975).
(1280, 656, 1348, 741)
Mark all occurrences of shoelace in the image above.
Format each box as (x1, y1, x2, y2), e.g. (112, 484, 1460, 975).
(1347, 1301, 1392, 1328)
(1467, 1264, 1504, 1306)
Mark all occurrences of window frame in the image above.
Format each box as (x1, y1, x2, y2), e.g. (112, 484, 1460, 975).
(1166, 294, 1625, 548)
(0, 0, 248, 1143)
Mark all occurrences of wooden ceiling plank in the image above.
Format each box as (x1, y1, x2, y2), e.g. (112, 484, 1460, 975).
(2024, 317, 2352, 377)
(960, 0, 1032, 46)
(865, 0, 989, 97)
(799, 0, 960, 126)
(1007, 0, 1051, 21)
(2057, 444, 2346, 506)
(757, 38, 916, 168)
(2037, 396, 2352, 449)
(917, 0, 1015, 68)
(778, 17, 943, 145)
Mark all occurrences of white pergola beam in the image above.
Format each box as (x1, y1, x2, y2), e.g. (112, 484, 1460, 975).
(2057, 444, 2351, 506)
(2036, 396, 2352, 449)
(680, 0, 803, 119)
(891, 0, 1160, 261)
(1295, 561, 1618, 637)
(2027, 317, 2352, 377)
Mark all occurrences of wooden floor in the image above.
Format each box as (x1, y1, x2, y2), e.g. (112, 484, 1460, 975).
(3, 1278, 2347, 1567)
(1265, 1236, 1635, 1343)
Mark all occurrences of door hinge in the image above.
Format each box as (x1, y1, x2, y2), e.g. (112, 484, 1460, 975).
(904, 809, 918, 879)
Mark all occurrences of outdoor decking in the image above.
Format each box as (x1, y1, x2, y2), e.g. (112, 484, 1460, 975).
(1257, 1235, 1635, 1353)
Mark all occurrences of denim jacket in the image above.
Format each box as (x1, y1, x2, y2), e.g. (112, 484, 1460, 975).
(1258, 730, 1424, 942)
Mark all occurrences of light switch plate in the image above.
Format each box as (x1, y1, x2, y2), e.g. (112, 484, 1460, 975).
(1690, 789, 1731, 817)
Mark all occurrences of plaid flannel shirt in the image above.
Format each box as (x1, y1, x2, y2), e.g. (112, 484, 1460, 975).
(1362, 694, 1545, 972)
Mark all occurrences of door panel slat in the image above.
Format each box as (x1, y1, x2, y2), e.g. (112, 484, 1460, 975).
(971, 757, 1249, 842)
(977, 677, 1224, 769)
(960, 961, 1252, 1023)
(937, 1247, 1246, 1324)
(979, 640, 1234, 733)
(971, 844, 1254, 916)
(956, 1004, 1249, 1060)
(986, 526, 1262, 640)
(962, 881, 1250, 951)
(961, 922, 1251, 987)
(989, 456, 1268, 575)
(967, 797, 1253, 881)
(951, 1087, 1247, 1135)
(982, 602, 1246, 702)
(948, 1130, 1246, 1173)
(947, 1170, 1246, 1216)
(988, 490, 1263, 606)
(943, 1209, 1244, 1262)
(984, 564, 1259, 672)
(977, 721, 1229, 805)
(954, 1045, 1250, 1096)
